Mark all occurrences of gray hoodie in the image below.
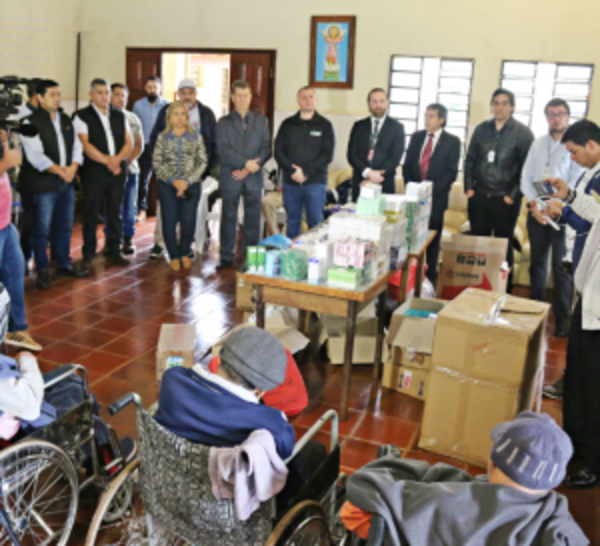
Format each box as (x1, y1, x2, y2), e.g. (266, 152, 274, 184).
(346, 457, 588, 546)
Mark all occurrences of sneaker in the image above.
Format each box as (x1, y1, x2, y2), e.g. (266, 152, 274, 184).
(136, 210, 146, 223)
(122, 238, 135, 255)
(119, 436, 138, 465)
(5, 331, 43, 352)
(150, 245, 164, 259)
(169, 259, 181, 271)
(543, 376, 564, 400)
(181, 256, 192, 269)
(35, 269, 51, 290)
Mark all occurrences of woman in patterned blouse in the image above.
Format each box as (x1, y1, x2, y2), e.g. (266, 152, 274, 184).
(153, 101, 207, 270)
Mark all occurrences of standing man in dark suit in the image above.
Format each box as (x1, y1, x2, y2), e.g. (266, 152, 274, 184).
(216, 81, 271, 270)
(147, 79, 217, 260)
(402, 104, 461, 283)
(347, 88, 405, 201)
(73, 79, 133, 269)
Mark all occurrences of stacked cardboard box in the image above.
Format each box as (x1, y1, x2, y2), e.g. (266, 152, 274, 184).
(383, 298, 446, 400)
(419, 288, 550, 466)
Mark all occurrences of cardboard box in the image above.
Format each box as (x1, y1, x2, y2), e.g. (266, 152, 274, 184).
(235, 272, 254, 311)
(156, 324, 196, 380)
(419, 365, 545, 466)
(438, 235, 509, 299)
(383, 360, 429, 400)
(386, 298, 446, 371)
(431, 289, 549, 387)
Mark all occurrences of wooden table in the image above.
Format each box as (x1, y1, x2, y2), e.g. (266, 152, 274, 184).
(242, 229, 437, 421)
(242, 270, 394, 421)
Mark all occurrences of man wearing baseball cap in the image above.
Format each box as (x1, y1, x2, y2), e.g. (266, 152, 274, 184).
(154, 326, 295, 458)
(341, 411, 588, 545)
(147, 78, 218, 260)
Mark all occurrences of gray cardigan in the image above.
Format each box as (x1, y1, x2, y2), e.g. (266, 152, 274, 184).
(216, 110, 271, 189)
(152, 130, 208, 185)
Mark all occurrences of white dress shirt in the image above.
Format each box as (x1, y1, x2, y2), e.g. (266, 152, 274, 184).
(419, 128, 443, 160)
(520, 133, 584, 203)
(73, 103, 130, 156)
(20, 112, 84, 172)
(188, 103, 201, 135)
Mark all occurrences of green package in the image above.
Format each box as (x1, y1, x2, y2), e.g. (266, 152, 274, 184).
(281, 248, 308, 281)
(247, 246, 258, 273)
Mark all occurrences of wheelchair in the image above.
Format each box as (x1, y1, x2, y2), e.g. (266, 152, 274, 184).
(0, 364, 132, 546)
(86, 393, 347, 545)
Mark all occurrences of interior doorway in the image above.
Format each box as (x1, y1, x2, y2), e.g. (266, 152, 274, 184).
(126, 47, 277, 214)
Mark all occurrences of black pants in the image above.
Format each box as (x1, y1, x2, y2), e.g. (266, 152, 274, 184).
(563, 300, 600, 473)
(19, 190, 35, 263)
(467, 192, 521, 291)
(82, 179, 125, 259)
(526, 212, 573, 325)
(137, 147, 153, 212)
(427, 196, 448, 285)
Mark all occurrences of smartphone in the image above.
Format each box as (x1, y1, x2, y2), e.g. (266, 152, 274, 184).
(532, 180, 556, 198)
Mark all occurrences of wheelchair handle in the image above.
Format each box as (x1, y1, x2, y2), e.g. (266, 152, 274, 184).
(108, 393, 142, 416)
(44, 364, 88, 392)
(286, 409, 339, 464)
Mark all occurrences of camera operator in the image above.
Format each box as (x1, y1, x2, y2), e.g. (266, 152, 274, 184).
(0, 130, 42, 352)
(19, 80, 89, 290)
(13, 78, 40, 121)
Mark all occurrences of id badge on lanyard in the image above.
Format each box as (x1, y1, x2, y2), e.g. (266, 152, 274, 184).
(487, 150, 495, 163)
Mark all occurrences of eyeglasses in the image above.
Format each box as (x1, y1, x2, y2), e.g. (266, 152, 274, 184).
(546, 112, 568, 119)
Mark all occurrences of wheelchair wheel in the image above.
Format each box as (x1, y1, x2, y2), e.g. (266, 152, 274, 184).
(266, 500, 334, 546)
(0, 439, 78, 546)
(86, 458, 188, 545)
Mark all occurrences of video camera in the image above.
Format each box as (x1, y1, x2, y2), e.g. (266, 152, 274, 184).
(0, 76, 39, 158)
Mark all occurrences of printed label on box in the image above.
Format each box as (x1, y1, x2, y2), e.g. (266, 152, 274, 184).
(166, 355, 185, 369)
(400, 369, 413, 389)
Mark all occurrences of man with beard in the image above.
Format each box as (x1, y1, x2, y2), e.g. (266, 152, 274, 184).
(347, 88, 405, 201)
(133, 76, 168, 221)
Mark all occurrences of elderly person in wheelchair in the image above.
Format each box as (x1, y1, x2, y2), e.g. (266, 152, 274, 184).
(341, 412, 588, 546)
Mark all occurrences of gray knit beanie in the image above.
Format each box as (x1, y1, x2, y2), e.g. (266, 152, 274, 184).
(490, 411, 573, 491)
(220, 326, 287, 392)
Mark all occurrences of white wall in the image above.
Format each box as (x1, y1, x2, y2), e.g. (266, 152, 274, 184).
(0, 0, 81, 102)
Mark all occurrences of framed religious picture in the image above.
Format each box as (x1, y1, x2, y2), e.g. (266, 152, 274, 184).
(309, 15, 356, 89)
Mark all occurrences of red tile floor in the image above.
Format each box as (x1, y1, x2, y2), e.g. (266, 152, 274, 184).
(11, 219, 600, 544)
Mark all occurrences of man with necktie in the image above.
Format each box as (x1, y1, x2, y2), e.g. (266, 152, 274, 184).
(402, 104, 461, 283)
(347, 88, 405, 202)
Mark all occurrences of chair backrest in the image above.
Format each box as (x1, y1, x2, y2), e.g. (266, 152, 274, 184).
(135, 408, 273, 545)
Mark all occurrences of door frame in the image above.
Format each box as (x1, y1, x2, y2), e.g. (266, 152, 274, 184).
(125, 47, 277, 129)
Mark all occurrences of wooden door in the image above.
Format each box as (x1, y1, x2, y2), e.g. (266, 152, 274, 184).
(230, 52, 276, 133)
(125, 49, 162, 109)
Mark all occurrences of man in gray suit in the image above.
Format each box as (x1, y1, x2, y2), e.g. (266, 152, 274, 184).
(216, 81, 271, 270)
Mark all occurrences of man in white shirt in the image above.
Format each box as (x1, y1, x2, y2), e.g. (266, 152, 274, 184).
(521, 98, 584, 338)
(19, 79, 88, 290)
(73, 79, 132, 268)
(108, 83, 144, 255)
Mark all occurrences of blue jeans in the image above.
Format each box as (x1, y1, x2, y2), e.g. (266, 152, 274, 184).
(157, 181, 201, 259)
(103, 173, 138, 241)
(32, 184, 74, 271)
(0, 223, 27, 332)
(282, 183, 326, 239)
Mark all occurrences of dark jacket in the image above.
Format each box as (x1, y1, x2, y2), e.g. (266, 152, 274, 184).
(74, 104, 127, 184)
(154, 366, 295, 459)
(347, 457, 588, 546)
(562, 169, 600, 271)
(347, 116, 405, 200)
(149, 100, 217, 180)
(18, 108, 75, 194)
(402, 129, 461, 227)
(274, 111, 335, 186)
(464, 117, 534, 201)
(216, 110, 271, 190)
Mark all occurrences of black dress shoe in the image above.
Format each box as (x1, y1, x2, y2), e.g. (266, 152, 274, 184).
(107, 254, 130, 267)
(122, 238, 135, 255)
(56, 265, 89, 278)
(564, 468, 598, 488)
(35, 269, 51, 290)
(554, 321, 570, 338)
(216, 260, 233, 271)
(543, 376, 564, 400)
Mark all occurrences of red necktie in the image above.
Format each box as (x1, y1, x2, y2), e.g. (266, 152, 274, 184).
(420, 133, 434, 180)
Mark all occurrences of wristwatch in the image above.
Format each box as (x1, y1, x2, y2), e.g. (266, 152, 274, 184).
(566, 189, 577, 205)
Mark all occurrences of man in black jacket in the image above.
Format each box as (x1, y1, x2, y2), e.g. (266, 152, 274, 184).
(403, 103, 461, 284)
(464, 88, 534, 290)
(19, 80, 88, 290)
(275, 86, 335, 238)
(347, 88, 405, 201)
(148, 78, 217, 259)
(74, 79, 132, 268)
